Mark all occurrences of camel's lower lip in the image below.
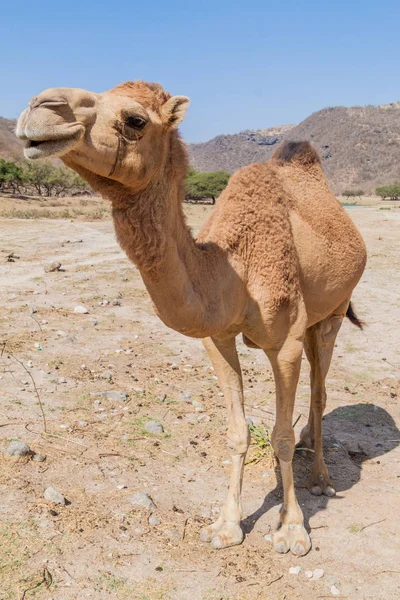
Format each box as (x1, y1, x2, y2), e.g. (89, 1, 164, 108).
(22, 127, 84, 160)
(23, 136, 78, 159)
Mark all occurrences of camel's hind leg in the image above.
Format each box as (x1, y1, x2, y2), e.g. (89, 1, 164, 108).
(300, 307, 347, 497)
(266, 336, 311, 556)
(200, 336, 250, 549)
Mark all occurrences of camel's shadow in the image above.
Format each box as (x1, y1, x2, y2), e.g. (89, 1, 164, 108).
(242, 403, 399, 535)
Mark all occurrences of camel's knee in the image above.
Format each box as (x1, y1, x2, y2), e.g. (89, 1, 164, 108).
(272, 427, 295, 462)
(227, 420, 250, 454)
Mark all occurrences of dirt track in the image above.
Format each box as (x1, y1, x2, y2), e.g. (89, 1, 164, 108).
(0, 204, 399, 600)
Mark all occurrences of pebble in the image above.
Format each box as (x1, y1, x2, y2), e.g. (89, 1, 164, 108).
(78, 420, 88, 427)
(330, 585, 341, 596)
(144, 420, 164, 435)
(41, 319, 48, 324)
(26, 360, 33, 368)
(57, 377, 67, 384)
(5, 440, 31, 458)
(313, 568, 324, 580)
(326, 576, 340, 586)
(116, 484, 127, 490)
(192, 400, 205, 413)
(112, 299, 121, 306)
(217, 392, 224, 397)
(32, 454, 46, 462)
(184, 413, 199, 424)
(101, 371, 113, 380)
(44, 262, 61, 273)
(164, 529, 180, 539)
(129, 491, 156, 511)
(197, 414, 211, 423)
(289, 566, 301, 575)
(149, 515, 161, 526)
(56, 330, 67, 337)
(29, 304, 37, 314)
(305, 570, 313, 579)
(101, 391, 128, 402)
(180, 392, 192, 402)
(74, 305, 89, 314)
(44, 486, 67, 505)
(264, 534, 272, 543)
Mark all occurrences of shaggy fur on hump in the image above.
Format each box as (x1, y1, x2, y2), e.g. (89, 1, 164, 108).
(272, 140, 321, 167)
(109, 81, 172, 111)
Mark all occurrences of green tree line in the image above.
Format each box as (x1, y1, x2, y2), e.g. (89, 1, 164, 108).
(0, 158, 91, 197)
(375, 185, 400, 200)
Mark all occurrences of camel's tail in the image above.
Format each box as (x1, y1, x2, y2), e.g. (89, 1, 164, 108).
(346, 301, 364, 330)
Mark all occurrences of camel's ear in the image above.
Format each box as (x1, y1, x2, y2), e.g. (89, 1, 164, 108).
(161, 96, 190, 128)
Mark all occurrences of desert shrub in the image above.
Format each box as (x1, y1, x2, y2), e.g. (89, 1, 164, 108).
(343, 189, 364, 198)
(376, 184, 400, 200)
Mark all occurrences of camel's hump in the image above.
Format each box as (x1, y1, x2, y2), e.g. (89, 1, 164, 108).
(272, 141, 321, 168)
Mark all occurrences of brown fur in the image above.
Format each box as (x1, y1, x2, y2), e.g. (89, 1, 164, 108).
(17, 81, 368, 556)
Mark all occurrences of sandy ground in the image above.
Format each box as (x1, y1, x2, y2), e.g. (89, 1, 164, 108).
(0, 202, 399, 600)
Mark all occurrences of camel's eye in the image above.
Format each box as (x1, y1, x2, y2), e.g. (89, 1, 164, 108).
(125, 116, 146, 130)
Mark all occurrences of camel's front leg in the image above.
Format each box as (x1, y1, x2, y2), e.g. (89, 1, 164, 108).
(266, 338, 311, 556)
(200, 336, 250, 549)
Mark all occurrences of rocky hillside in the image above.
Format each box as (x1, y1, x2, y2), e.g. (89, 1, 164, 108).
(0, 117, 21, 161)
(2, 101, 400, 193)
(287, 104, 400, 192)
(188, 125, 294, 174)
(189, 103, 400, 193)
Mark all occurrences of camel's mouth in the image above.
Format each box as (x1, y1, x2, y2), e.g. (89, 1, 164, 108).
(22, 129, 84, 160)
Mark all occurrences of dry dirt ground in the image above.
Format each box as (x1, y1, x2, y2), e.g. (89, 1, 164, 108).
(0, 199, 399, 600)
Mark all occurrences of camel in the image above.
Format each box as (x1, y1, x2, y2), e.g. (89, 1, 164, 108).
(16, 81, 367, 556)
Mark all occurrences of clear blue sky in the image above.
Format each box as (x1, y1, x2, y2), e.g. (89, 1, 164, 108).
(2, 0, 400, 142)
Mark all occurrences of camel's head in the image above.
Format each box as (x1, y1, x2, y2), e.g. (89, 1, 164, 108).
(16, 81, 190, 189)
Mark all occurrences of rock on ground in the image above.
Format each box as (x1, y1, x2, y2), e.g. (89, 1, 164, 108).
(101, 391, 128, 402)
(44, 262, 62, 273)
(5, 441, 31, 458)
(144, 420, 164, 434)
(44, 486, 67, 505)
(129, 491, 156, 511)
(74, 305, 89, 314)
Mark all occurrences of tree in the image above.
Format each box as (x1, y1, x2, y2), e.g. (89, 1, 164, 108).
(185, 169, 230, 204)
(342, 189, 364, 199)
(376, 185, 400, 200)
(0, 159, 27, 194)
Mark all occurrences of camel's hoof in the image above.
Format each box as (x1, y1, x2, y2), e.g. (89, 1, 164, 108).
(273, 524, 311, 556)
(210, 523, 244, 549)
(200, 527, 213, 542)
(308, 475, 336, 497)
(200, 521, 243, 549)
(273, 536, 290, 554)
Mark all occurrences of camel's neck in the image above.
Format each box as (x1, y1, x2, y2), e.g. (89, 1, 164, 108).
(75, 141, 242, 337)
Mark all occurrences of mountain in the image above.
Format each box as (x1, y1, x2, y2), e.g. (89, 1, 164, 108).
(0, 117, 21, 161)
(188, 103, 400, 193)
(2, 101, 400, 193)
(286, 103, 400, 192)
(187, 125, 295, 174)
